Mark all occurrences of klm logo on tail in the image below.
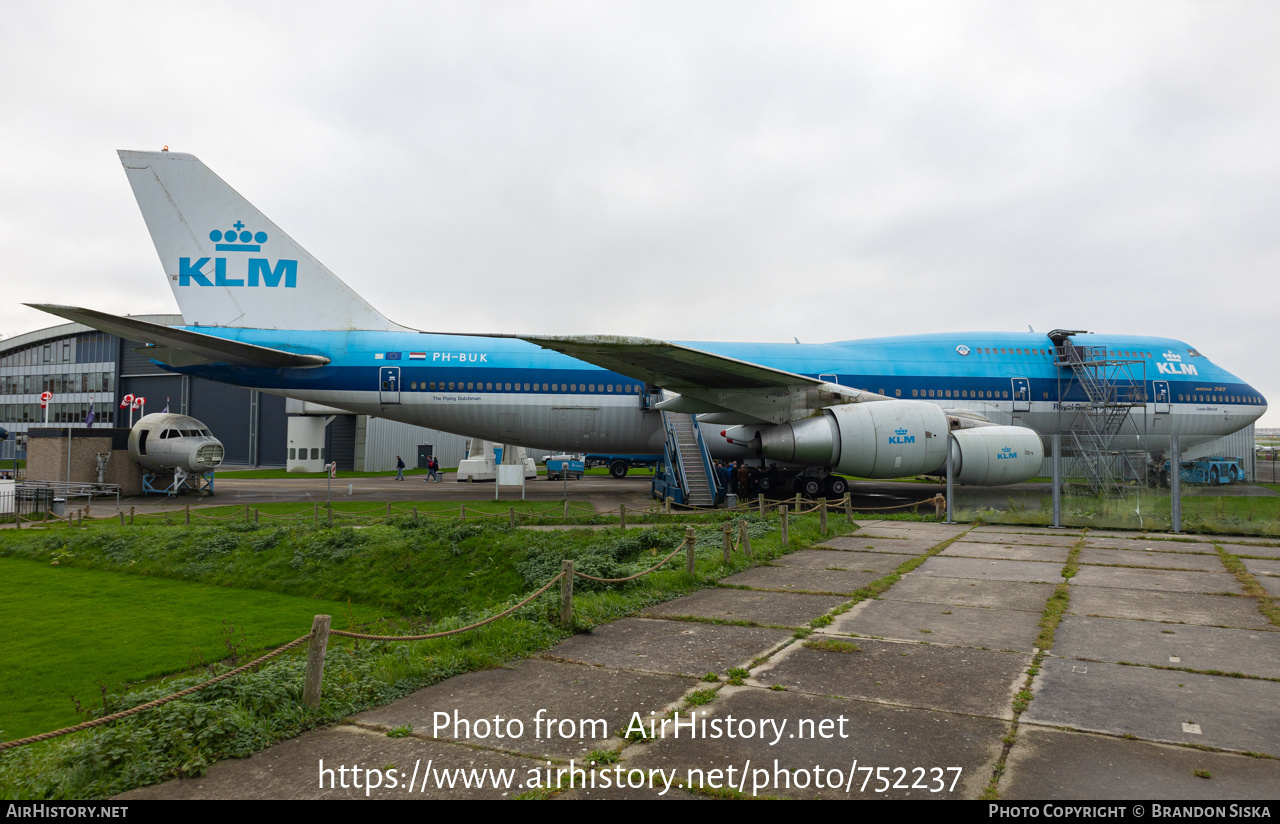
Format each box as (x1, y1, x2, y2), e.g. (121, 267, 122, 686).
(888, 427, 915, 445)
(178, 222, 297, 288)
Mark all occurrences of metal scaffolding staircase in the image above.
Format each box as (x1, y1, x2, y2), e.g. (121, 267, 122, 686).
(659, 410, 718, 507)
(1051, 332, 1150, 494)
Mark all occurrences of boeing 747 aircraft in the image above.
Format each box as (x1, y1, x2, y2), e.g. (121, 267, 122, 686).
(30, 150, 1267, 491)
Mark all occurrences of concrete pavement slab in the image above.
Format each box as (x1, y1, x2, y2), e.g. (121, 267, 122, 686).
(1069, 566, 1241, 594)
(353, 658, 696, 758)
(1052, 615, 1280, 678)
(1083, 531, 1215, 543)
(1025, 658, 1280, 756)
(717, 565, 882, 596)
(620, 687, 1005, 799)
(118, 726, 537, 800)
(1002, 726, 1280, 800)
(1254, 575, 1280, 598)
(1066, 586, 1275, 630)
(943, 542, 1070, 563)
(758, 639, 1030, 719)
(881, 576, 1055, 612)
(962, 532, 1081, 548)
(1079, 547, 1225, 571)
(767, 548, 914, 572)
(1242, 558, 1280, 578)
(914, 556, 1066, 584)
(640, 588, 847, 628)
(828, 599, 1042, 652)
(1219, 543, 1280, 559)
(972, 525, 1084, 536)
(819, 535, 944, 554)
(1084, 536, 1212, 551)
(548, 618, 793, 677)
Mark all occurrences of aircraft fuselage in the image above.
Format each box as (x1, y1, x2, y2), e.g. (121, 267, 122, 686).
(164, 328, 1266, 460)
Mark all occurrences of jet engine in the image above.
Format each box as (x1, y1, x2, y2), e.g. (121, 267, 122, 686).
(128, 413, 225, 473)
(726, 400, 1042, 486)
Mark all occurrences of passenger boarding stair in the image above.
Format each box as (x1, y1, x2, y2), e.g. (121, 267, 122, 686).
(1051, 333, 1149, 494)
(659, 410, 719, 507)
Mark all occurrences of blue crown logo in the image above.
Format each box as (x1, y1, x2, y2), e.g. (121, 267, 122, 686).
(895, 428, 907, 435)
(210, 221, 268, 252)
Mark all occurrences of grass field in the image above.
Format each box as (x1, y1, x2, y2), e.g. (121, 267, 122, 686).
(0, 509, 850, 798)
(0, 557, 385, 740)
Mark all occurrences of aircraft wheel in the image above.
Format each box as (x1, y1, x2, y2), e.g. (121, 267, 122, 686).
(1230, 466, 1239, 483)
(801, 478, 822, 498)
(609, 460, 629, 479)
(758, 476, 774, 493)
(1210, 467, 1219, 485)
(826, 477, 848, 497)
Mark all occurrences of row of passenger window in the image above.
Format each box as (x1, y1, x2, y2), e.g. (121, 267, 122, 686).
(881, 388, 1015, 400)
(408, 381, 644, 393)
(1180, 394, 1261, 404)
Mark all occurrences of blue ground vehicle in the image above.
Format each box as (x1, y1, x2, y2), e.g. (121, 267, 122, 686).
(544, 453, 585, 480)
(1164, 456, 1244, 485)
(585, 453, 661, 479)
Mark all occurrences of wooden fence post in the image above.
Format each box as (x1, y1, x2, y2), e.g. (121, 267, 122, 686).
(303, 614, 331, 709)
(844, 493, 853, 524)
(739, 519, 752, 559)
(327, 505, 333, 527)
(509, 506, 516, 529)
(819, 498, 827, 535)
(795, 493, 802, 510)
(129, 506, 135, 525)
(461, 505, 466, 521)
(254, 508, 260, 525)
(313, 502, 318, 525)
(619, 503, 626, 530)
(758, 494, 765, 515)
(413, 506, 418, 525)
(686, 526, 696, 575)
(386, 502, 391, 521)
(560, 560, 574, 627)
(722, 522, 732, 564)
(780, 505, 789, 545)
(185, 505, 190, 525)
(563, 500, 569, 519)
(665, 496, 672, 515)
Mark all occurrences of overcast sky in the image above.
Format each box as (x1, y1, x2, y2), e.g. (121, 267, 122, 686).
(3, 2, 1278, 424)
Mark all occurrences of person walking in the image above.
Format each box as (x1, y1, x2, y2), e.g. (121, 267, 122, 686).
(395, 455, 405, 481)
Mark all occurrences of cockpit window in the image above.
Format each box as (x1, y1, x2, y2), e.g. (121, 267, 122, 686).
(1188, 349, 1203, 357)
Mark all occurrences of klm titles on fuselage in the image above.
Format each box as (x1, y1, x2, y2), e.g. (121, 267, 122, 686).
(177, 223, 297, 288)
(888, 428, 914, 445)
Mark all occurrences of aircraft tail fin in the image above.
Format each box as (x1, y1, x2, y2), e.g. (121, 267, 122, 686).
(118, 150, 407, 332)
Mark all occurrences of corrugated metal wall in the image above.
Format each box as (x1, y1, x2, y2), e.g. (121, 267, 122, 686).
(360, 416, 469, 470)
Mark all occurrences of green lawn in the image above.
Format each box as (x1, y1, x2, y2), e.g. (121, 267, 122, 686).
(0, 557, 384, 741)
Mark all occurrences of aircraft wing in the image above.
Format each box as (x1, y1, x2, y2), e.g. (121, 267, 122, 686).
(27, 305, 330, 369)
(519, 334, 880, 424)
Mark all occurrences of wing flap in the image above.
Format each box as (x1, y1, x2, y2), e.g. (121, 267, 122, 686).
(518, 335, 819, 390)
(519, 334, 884, 424)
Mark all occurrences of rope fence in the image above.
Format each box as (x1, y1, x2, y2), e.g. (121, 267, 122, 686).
(1, 488, 949, 533)
(0, 486, 949, 752)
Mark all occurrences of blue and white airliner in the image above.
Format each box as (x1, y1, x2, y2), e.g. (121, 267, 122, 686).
(30, 150, 1267, 488)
